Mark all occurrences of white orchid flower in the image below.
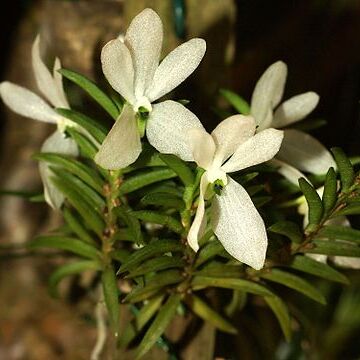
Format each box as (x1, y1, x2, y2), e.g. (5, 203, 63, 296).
(251, 61, 336, 181)
(0, 35, 78, 209)
(180, 115, 283, 270)
(95, 8, 206, 170)
(298, 187, 360, 269)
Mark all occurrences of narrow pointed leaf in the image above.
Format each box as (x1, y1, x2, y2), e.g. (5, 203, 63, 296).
(259, 269, 326, 304)
(34, 153, 104, 193)
(136, 294, 181, 359)
(220, 89, 250, 115)
(130, 210, 184, 235)
(120, 168, 177, 195)
(195, 240, 226, 268)
(140, 192, 184, 210)
(159, 154, 195, 186)
(110, 249, 131, 263)
(335, 204, 360, 217)
(49, 260, 100, 297)
(118, 239, 184, 273)
(268, 221, 303, 243)
(322, 167, 338, 215)
(317, 225, 360, 244)
(59, 68, 119, 119)
(331, 147, 354, 191)
(29, 235, 100, 259)
(191, 276, 274, 296)
(264, 295, 292, 342)
(306, 239, 360, 257)
(288, 255, 348, 284)
(299, 178, 323, 229)
(114, 207, 144, 245)
(195, 264, 243, 278)
(102, 265, 120, 336)
(66, 127, 97, 159)
(186, 295, 237, 334)
(63, 207, 96, 245)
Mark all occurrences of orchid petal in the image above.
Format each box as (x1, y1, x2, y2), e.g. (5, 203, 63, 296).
(221, 128, 284, 173)
(333, 256, 360, 269)
(146, 38, 206, 101)
(272, 92, 319, 128)
(125, 8, 163, 99)
(40, 131, 78, 209)
(211, 115, 256, 165)
(188, 174, 208, 252)
(101, 39, 135, 104)
(32, 35, 65, 108)
(95, 104, 141, 169)
(277, 129, 336, 174)
(188, 128, 216, 169)
(53, 57, 69, 108)
(251, 61, 287, 130)
(146, 100, 204, 162)
(0, 82, 59, 123)
(211, 176, 267, 270)
(270, 158, 308, 186)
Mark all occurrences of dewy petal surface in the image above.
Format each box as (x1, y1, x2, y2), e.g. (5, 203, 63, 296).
(211, 177, 268, 270)
(251, 61, 287, 130)
(146, 38, 206, 102)
(272, 92, 319, 128)
(95, 104, 141, 169)
(277, 129, 336, 174)
(40, 130, 78, 209)
(125, 8, 163, 99)
(32, 35, 65, 108)
(222, 128, 284, 173)
(101, 39, 135, 104)
(0, 82, 60, 123)
(147, 100, 204, 162)
(211, 115, 256, 165)
(188, 128, 216, 169)
(187, 174, 208, 252)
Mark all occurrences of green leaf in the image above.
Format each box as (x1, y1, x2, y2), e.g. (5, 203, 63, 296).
(102, 265, 120, 336)
(114, 207, 144, 245)
(50, 167, 105, 213)
(136, 294, 181, 359)
(322, 167, 338, 215)
(268, 221, 303, 243)
(331, 147, 354, 191)
(305, 239, 360, 257)
(191, 276, 273, 297)
(219, 88, 250, 114)
(110, 249, 131, 263)
(34, 152, 104, 193)
(119, 295, 164, 348)
(130, 210, 184, 235)
(140, 192, 184, 210)
(195, 263, 243, 278)
(159, 154, 195, 186)
(126, 256, 185, 278)
(51, 175, 105, 237)
(186, 295, 237, 334)
(288, 255, 348, 284)
(120, 168, 177, 195)
(259, 269, 326, 304)
(66, 127, 97, 159)
(118, 239, 184, 274)
(299, 178, 323, 230)
(29, 235, 100, 260)
(317, 225, 360, 244)
(56, 108, 107, 143)
(63, 207, 96, 245)
(335, 203, 360, 216)
(264, 295, 292, 342)
(195, 240, 226, 268)
(49, 260, 100, 297)
(59, 68, 119, 119)
(123, 270, 183, 303)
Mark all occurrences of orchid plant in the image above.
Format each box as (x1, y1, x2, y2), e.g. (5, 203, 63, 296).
(1, 7, 360, 360)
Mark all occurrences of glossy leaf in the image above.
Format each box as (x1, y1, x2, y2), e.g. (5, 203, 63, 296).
(66, 127, 97, 159)
(114, 207, 144, 245)
(219, 88, 251, 115)
(187, 295, 237, 334)
(59, 68, 119, 119)
(260, 269, 326, 304)
(136, 294, 181, 359)
(195, 240, 226, 268)
(140, 192, 185, 210)
(268, 221, 303, 243)
(322, 167, 338, 215)
(159, 153, 195, 186)
(29, 235, 100, 260)
(317, 225, 360, 244)
(305, 239, 360, 257)
(331, 147, 354, 191)
(335, 203, 360, 217)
